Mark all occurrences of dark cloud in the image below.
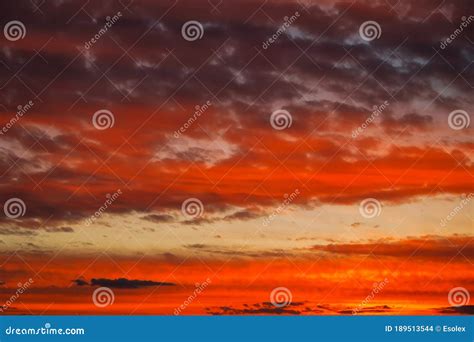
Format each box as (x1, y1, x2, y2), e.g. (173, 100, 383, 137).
(45, 226, 74, 233)
(222, 209, 263, 221)
(339, 305, 393, 314)
(90, 278, 175, 289)
(310, 234, 474, 260)
(142, 214, 175, 223)
(183, 244, 292, 258)
(435, 305, 474, 315)
(205, 301, 306, 315)
(0, 0, 472, 228)
(72, 278, 89, 286)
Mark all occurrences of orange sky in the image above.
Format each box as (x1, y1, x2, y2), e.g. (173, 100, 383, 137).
(0, 0, 473, 315)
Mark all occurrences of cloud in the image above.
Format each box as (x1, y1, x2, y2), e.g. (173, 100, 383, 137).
(435, 305, 474, 315)
(91, 278, 176, 288)
(142, 214, 175, 223)
(183, 244, 291, 258)
(72, 278, 89, 286)
(45, 226, 74, 233)
(0, 0, 471, 229)
(205, 301, 306, 315)
(73, 277, 176, 289)
(222, 209, 263, 221)
(310, 234, 474, 260)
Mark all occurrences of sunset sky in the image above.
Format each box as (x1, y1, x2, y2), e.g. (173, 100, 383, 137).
(0, 0, 472, 315)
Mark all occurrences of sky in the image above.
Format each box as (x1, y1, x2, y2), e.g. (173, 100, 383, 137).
(0, 0, 473, 315)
